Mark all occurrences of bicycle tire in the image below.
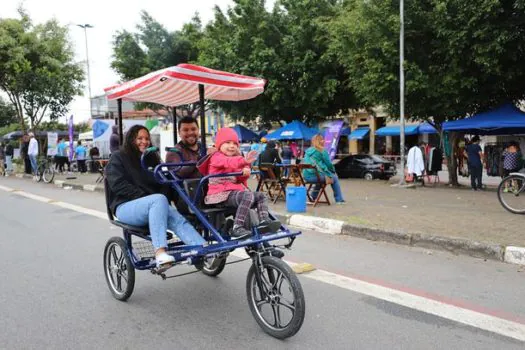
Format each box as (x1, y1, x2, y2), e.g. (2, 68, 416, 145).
(246, 256, 305, 339)
(42, 167, 55, 183)
(497, 174, 525, 214)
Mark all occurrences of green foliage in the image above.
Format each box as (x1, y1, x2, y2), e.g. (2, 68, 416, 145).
(198, 0, 358, 124)
(0, 9, 84, 131)
(329, 0, 525, 128)
(0, 122, 21, 138)
(111, 11, 204, 119)
(0, 97, 17, 128)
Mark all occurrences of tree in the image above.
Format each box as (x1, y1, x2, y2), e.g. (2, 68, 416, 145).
(0, 9, 84, 132)
(329, 0, 525, 185)
(0, 97, 17, 128)
(111, 11, 205, 121)
(198, 0, 359, 124)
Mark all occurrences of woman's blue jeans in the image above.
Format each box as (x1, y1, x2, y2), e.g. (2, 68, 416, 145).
(303, 173, 344, 203)
(116, 194, 206, 250)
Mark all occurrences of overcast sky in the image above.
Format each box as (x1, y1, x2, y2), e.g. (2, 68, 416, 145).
(3, 0, 240, 122)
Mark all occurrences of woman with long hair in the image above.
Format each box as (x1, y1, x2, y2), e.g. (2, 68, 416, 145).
(302, 134, 346, 204)
(105, 125, 206, 267)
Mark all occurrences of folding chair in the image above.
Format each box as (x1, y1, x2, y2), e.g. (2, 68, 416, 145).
(297, 164, 331, 207)
(257, 163, 287, 204)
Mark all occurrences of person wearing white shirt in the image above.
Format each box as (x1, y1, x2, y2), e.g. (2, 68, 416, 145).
(27, 132, 39, 179)
(406, 141, 426, 185)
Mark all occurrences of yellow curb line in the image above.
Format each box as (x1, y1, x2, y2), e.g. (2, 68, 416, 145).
(292, 262, 316, 274)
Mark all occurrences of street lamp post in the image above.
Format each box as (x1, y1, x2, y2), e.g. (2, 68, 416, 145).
(77, 24, 93, 117)
(399, 0, 406, 185)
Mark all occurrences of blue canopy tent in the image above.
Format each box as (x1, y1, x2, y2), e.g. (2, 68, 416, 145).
(232, 124, 260, 142)
(376, 124, 420, 136)
(341, 127, 351, 136)
(442, 104, 525, 135)
(265, 120, 318, 141)
(375, 123, 437, 136)
(348, 127, 370, 140)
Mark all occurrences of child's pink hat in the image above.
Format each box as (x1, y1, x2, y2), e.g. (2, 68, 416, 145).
(215, 127, 239, 150)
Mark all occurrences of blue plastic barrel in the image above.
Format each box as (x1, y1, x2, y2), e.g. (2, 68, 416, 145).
(286, 186, 307, 213)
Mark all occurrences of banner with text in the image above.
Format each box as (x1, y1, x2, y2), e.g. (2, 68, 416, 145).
(47, 132, 58, 156)
(323, 120, 344, 160)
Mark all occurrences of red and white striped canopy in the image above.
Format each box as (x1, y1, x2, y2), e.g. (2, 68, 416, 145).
(104, 64, 266, 106)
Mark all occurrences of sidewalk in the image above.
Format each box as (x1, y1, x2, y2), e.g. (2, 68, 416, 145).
(13, 170, 525, 264)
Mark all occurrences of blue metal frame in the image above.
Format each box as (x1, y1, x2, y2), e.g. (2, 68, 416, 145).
(120, 148, 301, 270)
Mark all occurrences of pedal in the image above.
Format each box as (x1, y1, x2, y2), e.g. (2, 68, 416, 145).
(152, 262, 175, 275)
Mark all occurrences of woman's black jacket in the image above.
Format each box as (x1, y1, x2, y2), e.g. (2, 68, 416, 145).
(105, 150, 173, 214)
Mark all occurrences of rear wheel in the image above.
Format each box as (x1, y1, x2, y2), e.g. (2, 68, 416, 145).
(104, 237, 135, 301)
(246, 256, 305, 339)
(200, 255, 227, 277)
(497, 175, 525, 214)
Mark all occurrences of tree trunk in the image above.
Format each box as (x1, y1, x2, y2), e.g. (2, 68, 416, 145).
(446, 132, 459, 186)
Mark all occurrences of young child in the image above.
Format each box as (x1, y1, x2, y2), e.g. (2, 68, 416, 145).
(200, 127, 280, 239)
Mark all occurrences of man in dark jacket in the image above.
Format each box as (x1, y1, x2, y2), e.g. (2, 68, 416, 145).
(109, 125, 120, 155)
(259, 140, 282, 178)
(166, 116, 209, 179)
(5, 143, 14, 175)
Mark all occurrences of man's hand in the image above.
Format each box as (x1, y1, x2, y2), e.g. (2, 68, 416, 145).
(326, 176, 334, 185)
(206, 147, 217, 155)
(245, 150, 258, 164)
(242, 167, 251, 177)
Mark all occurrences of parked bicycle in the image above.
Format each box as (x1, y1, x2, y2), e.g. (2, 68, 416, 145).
(36, 156, 57, 183)
(497, 172, 525, 214)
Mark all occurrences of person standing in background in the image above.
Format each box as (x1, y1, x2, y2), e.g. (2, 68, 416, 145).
(0, 143, 5, 176)
(464, 135, 484, 191)
(5, 142, 14, 175)
(75, 140, 87, 173)
(27, 132, 39, 180)
(21, 134, 31, 174)
(109, 125, 120, 155)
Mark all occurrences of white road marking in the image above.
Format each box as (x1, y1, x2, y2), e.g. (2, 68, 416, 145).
(13, 190, 54, 203)
(0, 184, 15, 192)
(1, 185, 525, 342)
(304, 269, 525, 342)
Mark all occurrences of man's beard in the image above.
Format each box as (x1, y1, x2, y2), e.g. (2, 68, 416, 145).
(184, 136, 197, 146)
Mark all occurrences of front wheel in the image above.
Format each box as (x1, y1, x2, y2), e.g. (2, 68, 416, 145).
(104, 237, 135, 301)
(246, 256, 305, 339)
(497, 174, 525, 214)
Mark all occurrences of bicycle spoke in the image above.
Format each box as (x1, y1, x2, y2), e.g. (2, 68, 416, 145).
(277, 299, 296, 312)
(271, 304, 282, 328)
(116, 274, 122, 291)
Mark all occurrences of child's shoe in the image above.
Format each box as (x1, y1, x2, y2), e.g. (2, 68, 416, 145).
(231, 225, 252, 239)
(257, 219, 281, 234)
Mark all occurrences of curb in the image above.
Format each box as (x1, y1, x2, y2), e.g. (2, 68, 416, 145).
(273, 211, 522, 266)
(12, 172, 525, 266)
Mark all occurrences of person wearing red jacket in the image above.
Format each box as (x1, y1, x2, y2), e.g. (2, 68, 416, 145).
(201, 127, 280, 238)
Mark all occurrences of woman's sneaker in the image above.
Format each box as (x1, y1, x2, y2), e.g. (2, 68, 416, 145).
(155, 252, 175, 267)
(231, 225, 252, 239)
(257, 220, 282, 234)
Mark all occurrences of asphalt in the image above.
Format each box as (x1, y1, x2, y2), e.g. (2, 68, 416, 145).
(6, 168, 525, 264)
(2, 181, 525, 348)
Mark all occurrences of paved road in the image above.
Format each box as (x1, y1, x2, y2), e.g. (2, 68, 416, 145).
(1, 177, 525, 349)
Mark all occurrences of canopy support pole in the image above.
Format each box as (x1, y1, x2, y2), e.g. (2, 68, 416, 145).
(199, 84, 206, 150)
(117, 98, 123, 146)
(172, 106, 178, 145)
